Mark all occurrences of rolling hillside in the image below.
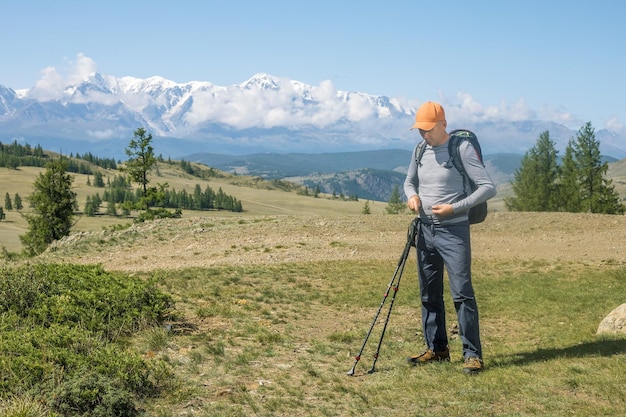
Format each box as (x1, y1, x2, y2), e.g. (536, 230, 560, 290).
(1, 148, 625, 254)
(0, 160, 389, 253)
(185, 150, 524, 203)
(185, 149, 625, 204)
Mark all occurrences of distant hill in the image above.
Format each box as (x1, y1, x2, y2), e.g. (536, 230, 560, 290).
(292, 168, 406, 202)
(185, 150, 523, 201)
(186, 150, 626, 203)
(183, 149, 412, 178)
(185, 150, 523, 181)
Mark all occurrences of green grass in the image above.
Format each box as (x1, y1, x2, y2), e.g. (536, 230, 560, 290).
(1, 258, 624, 416)
(124, 259, 626, 417)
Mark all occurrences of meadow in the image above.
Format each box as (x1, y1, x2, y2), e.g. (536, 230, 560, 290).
(0, 162, 625, 416)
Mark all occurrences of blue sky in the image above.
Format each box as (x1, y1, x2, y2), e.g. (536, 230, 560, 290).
(1, 0, 625, 132)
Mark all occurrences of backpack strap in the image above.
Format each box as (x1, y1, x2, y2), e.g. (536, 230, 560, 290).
(415, 140, 427, 167)
(447, 129, 483, 183)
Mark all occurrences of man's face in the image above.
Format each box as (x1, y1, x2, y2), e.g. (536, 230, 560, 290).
(418, 120, 448, 146)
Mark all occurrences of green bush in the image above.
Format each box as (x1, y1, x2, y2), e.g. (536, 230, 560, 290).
(47, 370, 138, 417)
(0, 263, 172, 339)
(0, 263, 175, 416)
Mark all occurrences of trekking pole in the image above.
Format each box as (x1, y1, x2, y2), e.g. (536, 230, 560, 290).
(347, 217, 420, 376)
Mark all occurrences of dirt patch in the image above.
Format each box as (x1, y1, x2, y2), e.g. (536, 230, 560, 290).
(40, 211, 626, 271)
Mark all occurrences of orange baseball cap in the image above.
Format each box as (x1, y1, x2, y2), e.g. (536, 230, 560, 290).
(411, 101, 446, 130)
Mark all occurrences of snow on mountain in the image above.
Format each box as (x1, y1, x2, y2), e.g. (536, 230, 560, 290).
(0, 72, 625, 160)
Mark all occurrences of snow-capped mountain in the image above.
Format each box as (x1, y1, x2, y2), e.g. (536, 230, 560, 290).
(0, 73, 624, 160)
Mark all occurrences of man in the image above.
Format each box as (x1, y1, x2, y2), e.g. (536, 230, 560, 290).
(403, 101, 496, 374)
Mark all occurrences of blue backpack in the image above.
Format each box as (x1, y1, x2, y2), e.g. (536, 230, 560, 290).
(415, 129, 488, 224)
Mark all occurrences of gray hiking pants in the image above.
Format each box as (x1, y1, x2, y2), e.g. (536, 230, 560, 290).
(416, 220, 482, 359)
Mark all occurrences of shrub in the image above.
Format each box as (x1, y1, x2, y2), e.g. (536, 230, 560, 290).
(0, 263, 176, 416)
(0, 264, 173, 339)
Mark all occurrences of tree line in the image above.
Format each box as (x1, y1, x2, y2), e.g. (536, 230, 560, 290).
(0, 140, 117, 173)
(0, 141, 47, 169)
(85, 175, 242, 216)
(506, 122, 625, 214)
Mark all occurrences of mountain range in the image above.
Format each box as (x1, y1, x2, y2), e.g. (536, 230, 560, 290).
(1, 72, 625, 161)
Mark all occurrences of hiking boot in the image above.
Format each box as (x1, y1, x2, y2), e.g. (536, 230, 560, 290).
(407, 347, 450, 365)
(462, 356, 483, 374)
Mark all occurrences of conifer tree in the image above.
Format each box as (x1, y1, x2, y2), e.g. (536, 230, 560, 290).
(106, 194, 118, 216)
(4, 192, 13, 211)
(14, 193, 22, 211)
(362, 200, 371, 214)
(124, 127, 156, 208)
(84, 195, 95, 216)
(506, 131, 560, 211)
(93, 170, 105, 187)
(561, 122, 624, 214)
(20, 158, 78, 255)
(557, 143, 583, 212)
(385, 185, 405, 214)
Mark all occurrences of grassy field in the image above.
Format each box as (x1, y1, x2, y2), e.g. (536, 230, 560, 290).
(2, 256, 625, 416)
(1, 161, 625, 416)
(0, 164, 391, 253)
(111, 258, 623, 417)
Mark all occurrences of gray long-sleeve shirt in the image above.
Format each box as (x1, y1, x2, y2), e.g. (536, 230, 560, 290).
(403, 137, 497, 224)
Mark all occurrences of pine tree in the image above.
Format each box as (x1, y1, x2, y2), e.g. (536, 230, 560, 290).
(561, 122, 624, 214)
(14, 193, 22, 211)
(93, 170, 105, 187)
(4, 192, 13, 211)
(106, 194, 118, 216)
(124, 127, 156, 209)
(84, 195, 95, 216)
(362, 200, 371, 214)
(506, 131, 560, 211)
(557, 142, 582, 212)
(20, 158, 78, 255)
(575, 123, 604, 212)
(193, 184, 203, 210)
(91, 193, 102, 215)
(385, 185, 405, 214)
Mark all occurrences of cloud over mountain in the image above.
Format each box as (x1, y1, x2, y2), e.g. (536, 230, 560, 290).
(1, 54, 625, 159)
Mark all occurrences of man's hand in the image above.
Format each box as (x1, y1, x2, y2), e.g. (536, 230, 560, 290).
(431, 204, 454, 217)
(408, 195, 421, 212)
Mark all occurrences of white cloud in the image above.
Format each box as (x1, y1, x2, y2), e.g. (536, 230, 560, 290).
(87, 129, 116, 139)
(536, 104, 581, 128)
(67, 53, 98, 84)
(345, 93, 375, 121)
(184, 78, 361, 129)
(606, 116, 623, 132)
(434, 92, 591, 130)
(28, 53, 97, 101)
(28, 66, 66, 101)
(446, 92, 536, 123)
